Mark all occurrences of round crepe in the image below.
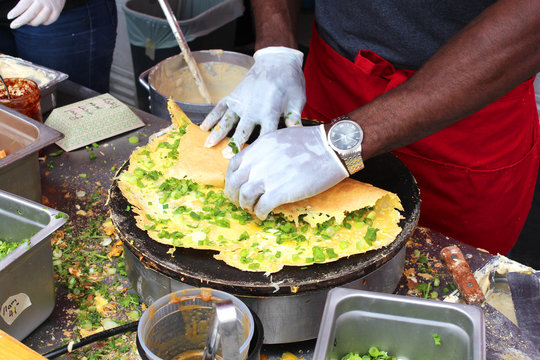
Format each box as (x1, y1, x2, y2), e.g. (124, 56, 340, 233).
(116, 100, 403, 273)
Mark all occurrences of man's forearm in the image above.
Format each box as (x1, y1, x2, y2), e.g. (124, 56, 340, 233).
(351, 0, 540, 161)
(252, 0, 301, 50)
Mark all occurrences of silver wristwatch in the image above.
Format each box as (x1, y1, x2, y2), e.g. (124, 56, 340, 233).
(326, 115, 364, 174)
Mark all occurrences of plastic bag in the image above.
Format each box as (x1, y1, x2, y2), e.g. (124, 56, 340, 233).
(123, 0, 244, 50)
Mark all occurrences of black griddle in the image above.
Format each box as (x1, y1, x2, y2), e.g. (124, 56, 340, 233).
(109, 152, 420, 296)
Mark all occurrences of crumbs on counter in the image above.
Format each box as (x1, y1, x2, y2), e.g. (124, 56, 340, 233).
(46, 185, 141, 357)
(402, 235, 455, 299)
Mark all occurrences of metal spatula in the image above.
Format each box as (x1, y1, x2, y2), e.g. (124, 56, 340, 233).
(441, 246, 540, 359)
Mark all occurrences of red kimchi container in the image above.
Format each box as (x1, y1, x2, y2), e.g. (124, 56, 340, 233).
(0, 78, 42, 122)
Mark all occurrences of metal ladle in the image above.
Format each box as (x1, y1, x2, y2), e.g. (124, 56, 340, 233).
(202, 299, 241, 360)
(0, 74, 11, 99)
(157, 0, 213, 105)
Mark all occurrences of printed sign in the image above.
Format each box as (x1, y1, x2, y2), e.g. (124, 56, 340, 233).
(44, 93, 145, 151)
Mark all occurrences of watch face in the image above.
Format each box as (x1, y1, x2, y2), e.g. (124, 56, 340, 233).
(329, 120, 363, 151)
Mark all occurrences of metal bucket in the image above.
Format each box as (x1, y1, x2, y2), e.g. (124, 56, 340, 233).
(138, 50, 254, 124)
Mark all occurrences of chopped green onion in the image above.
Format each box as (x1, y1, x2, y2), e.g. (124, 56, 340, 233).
(312, 246, 326, 262)
(364, 227, 379, 246)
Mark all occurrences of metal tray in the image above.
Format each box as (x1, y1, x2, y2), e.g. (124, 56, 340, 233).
(0, 189, 67, 340)
(314, 287, 485, 360)
(0, 104, 63, 202)
(0, 54, 69, 113)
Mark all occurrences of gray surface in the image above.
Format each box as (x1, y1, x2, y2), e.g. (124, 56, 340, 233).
(507, 271, 540, 349)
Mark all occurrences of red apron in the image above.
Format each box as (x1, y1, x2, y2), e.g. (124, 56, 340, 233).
(302, 25, 540, 255)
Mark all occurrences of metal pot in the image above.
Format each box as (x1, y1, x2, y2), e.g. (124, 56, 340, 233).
(138, 50, 254, 124)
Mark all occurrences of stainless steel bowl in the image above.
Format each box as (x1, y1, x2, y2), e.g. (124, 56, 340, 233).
(139, 50, 254, 124)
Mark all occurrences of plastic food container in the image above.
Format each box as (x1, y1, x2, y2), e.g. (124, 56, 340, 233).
(314, 287, 485, 360)
(0, 54, 68, 114)
(0, 104, 63, 202)
(0, 78, 42, 122)
(138, 288, 255, 360)
(0, 189, 67, 340)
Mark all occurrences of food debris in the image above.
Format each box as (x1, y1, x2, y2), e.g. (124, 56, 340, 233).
(277, 352, 306, 360)
(107, 239, 124, 258)
(47, 188, 141, 358)
(402, 235, 454, 299)
(0, 149, 6, 159)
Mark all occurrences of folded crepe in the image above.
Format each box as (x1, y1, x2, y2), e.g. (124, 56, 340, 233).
(117, 100, 403, 273)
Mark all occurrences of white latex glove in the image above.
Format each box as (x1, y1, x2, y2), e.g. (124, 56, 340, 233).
(200, 46, 306, 158)
(8, 0, 66, 29)
(225, 125, 349, 220)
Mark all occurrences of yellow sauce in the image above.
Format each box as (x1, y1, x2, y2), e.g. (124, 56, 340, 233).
(486, 290, 518, 325)
(171, 350, 222, 360)
(158, 62, 248, 105)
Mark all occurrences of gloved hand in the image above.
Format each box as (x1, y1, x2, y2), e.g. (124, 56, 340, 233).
(200, 46, 306, 158)
(225, 125, 349, 219)
(8, 0, 66, 29)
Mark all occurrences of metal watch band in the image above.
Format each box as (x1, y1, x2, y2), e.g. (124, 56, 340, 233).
(342, 151, 364, 174)
(330, 115, 351, 125)
(328, 115, 365, 174)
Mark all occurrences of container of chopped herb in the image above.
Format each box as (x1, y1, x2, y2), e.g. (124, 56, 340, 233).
(0, 189, 67, 340)
(314, 287, 485, 360)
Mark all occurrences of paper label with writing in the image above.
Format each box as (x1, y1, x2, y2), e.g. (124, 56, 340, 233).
(1, 293, 32, 325)
(44, 93, 145, 152)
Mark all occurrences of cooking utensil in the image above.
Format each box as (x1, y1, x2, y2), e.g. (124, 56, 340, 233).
(0, 74, 11, 100)
(0, 105, 63, 202)
(202, 299, 241, 360)
(440, 246, 540, 359)
(156, 0, 212, 105)
(110, 150, 419, 296)
(109, 150, 420, 343)
(0, 189, 67, 341)
(506, 271, 540, 349)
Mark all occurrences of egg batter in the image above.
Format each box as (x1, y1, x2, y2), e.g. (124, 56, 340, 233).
(158, 62, 248, 105)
